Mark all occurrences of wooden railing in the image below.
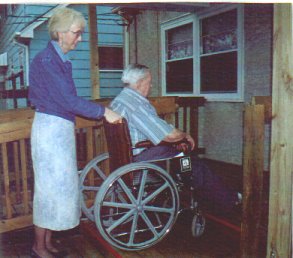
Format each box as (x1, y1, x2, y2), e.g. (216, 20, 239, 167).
(0, 70, 29, 109)
(0, 96, 205, 233)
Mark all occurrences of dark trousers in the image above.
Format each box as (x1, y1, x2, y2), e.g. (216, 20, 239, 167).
(133, 145, 238, 214)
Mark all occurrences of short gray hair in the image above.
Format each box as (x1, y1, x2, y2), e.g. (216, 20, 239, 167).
(48, 7, 86, 41)
(121, 64, 150, 86)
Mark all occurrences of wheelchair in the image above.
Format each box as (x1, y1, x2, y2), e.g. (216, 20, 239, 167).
(79, 118, 206, 251)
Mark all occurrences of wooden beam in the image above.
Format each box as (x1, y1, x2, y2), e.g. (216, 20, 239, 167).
(252, 96, 272, 123)
(88, 4, 100, 99)
(267, 4, 293, 258)
(241, 104, 265, 257)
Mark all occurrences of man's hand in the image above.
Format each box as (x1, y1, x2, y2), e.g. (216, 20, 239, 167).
(175, 142, 191, 153)
(164, 129, 195, 151)
(104, 107, 122, 123)
(185, 134, 195, 150)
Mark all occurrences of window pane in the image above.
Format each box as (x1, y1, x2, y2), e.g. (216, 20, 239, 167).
(200, 51, 237, 93)
(201, 9, 237, 54)
(167, 23, 193, 60)
(98, 46, 123, 70)
(166, 59, 193, 93)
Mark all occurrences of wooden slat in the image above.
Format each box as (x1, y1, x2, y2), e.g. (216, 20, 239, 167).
(190, 105, 199, 152)
(241, 104, 265, 257)
(1, 190, 32, 208)
(176, 96, 206, 107)
(20, 139, 29, 215)
(267, 4, 293, 258)
(0, 215, 32, 234)
(13, 142, 21, 203)
(75, 117, 99, 129)
(86, 127, 94, 163)
(183, 106, 187, 132)
(0, 108, 34, 123)
(1, 143, 12, 219)
(0, 120, 32, 143)
(149, 96, 177, 115)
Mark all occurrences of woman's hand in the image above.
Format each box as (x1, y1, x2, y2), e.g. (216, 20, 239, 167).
(104, 108, 122, 123)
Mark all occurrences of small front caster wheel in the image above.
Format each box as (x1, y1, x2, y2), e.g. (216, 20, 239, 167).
(191, 213, 205, 237)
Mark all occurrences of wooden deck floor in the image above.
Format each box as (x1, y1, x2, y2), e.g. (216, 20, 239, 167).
(0, 212, 243, 258)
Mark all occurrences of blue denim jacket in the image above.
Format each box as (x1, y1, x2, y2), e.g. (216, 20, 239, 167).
(29, 41, 105, 123)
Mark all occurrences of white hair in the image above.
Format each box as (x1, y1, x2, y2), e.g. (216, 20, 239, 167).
(121, 64, 150, 86)
(48, 7, 86, 41)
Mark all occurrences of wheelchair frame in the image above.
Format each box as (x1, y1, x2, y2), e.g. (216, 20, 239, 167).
(79, 119, 205, 251)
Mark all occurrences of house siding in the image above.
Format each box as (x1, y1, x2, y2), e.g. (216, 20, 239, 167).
(126, 4, 272, 168)
(0, 4, 124, 109)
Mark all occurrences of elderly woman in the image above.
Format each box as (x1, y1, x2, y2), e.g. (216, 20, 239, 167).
(29, 7, 120, 258)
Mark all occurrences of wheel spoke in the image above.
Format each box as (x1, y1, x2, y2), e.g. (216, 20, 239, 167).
(81, 185, 100, 191)
(128, 212, 139, 245)
(106, 209, 136, 233)
(140, 211, 158, 237)
(141, 182, 169, 205)
(143, 205, 174, 214)
(117, 178, 137, 204)
(137, 170, 148, 202)
(93, 164, 107, 180)
(102, 201, 135, 209)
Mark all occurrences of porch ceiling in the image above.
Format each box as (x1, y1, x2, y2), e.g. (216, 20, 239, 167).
(109, 2, 210, 13)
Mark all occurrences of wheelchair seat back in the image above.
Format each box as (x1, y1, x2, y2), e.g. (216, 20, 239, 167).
(103, 118, 133, 172)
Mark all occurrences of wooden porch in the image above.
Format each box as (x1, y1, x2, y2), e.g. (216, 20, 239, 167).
(0, 95, 270, 257)
(0, 4, 292, 257)
(0, 214, 242, 258)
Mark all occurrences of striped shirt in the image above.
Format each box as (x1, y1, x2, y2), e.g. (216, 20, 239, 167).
(110, 87, 174, 155)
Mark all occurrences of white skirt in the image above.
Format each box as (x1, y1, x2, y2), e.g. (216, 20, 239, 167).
(31, 112, 80, 231)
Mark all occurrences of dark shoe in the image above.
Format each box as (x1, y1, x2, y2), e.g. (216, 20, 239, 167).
(30, 249, 43, 258)
(235, 192, 242, 206)
(49, 250, 68, 258)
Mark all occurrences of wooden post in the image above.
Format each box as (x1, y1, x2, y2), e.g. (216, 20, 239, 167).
(241, 104, 265, 257)
(88, 4, 100, 99)
(267, 4, 293, 258)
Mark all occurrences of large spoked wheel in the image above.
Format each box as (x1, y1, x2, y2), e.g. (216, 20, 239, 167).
(79, 153, 109, 221)
(94, 162, 179, 251)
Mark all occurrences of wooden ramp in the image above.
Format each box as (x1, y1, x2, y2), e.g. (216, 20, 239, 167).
(0, 212, 248, 257)
(80, 212, 241, 258)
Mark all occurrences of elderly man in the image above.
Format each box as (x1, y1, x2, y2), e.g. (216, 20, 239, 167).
(110, 63, 241, 214)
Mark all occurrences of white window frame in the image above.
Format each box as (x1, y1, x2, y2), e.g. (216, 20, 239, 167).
(161, 5, 244, 102)
(161, 14, 195, 96)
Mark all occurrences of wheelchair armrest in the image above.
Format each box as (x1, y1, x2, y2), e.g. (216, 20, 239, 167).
(135, 140, 155, 148)
(165, 138, 192, 154)
(134, 138, 192, 155)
